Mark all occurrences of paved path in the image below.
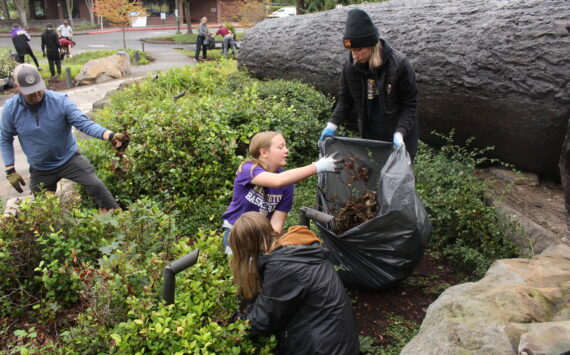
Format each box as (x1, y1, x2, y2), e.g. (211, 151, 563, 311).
(0, 43, 194, 207)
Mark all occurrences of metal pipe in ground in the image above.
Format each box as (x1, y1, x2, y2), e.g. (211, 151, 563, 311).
(299, 206, 334, 228)
(162, 249, 200, 305)
(65, 67, 73, 89)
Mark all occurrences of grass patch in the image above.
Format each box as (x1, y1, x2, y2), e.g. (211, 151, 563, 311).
(175, 48, 237, 60)
(147, 32, 245, 43)
(37, 49, 151, 79)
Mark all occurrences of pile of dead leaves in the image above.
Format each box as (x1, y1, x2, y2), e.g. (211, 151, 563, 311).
(332, 156, 379, 234)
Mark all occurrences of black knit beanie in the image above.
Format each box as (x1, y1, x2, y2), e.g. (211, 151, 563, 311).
(343, 8, 379, 49)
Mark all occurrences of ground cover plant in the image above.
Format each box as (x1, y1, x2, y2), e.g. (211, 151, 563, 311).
(1, 60, 523, 354)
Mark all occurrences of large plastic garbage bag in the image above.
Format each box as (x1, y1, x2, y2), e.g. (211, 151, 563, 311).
(316, 137, 432, 290)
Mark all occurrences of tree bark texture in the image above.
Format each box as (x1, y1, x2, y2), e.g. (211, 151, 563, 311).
(560, 119, 570, 228)
(238, 0, 570, 179)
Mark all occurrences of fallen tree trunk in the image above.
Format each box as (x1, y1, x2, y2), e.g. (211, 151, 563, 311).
(239, 0, 570, 180)
(560, 119, 570, 228)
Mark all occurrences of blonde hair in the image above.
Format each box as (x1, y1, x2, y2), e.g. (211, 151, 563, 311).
(237, 131, 283, 177)
(229, 212, 278, 299)
(200, 17, 207, 24)
(369, 41, 382, 69)
(353, 41, 383, 70)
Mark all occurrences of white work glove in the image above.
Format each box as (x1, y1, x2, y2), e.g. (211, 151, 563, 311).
(313, 152, 344, 173)
(393, 132, 404, 149)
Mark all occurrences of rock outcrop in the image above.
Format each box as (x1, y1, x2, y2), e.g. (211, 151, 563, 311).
(239, 0, 570, 179)
(400, 244, 570, 354)
(75, 52, 131, 86)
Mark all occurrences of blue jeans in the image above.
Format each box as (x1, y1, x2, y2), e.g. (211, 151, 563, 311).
(222, 227, 233, 254)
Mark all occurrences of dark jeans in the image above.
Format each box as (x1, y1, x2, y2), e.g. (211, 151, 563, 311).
(194, 35, 207, 60)
(47, 52, 61, 76)
(30, 152, 119, 209)
(16, 47, 40, 67)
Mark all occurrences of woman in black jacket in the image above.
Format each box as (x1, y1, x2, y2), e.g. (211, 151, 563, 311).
(320, 8, 419, 161)
(229, 212, 360, 355)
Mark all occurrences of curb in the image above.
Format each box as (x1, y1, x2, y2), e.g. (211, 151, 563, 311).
(0, 23, 248, 37)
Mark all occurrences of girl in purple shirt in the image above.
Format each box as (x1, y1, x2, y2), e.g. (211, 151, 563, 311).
(222, 131, 343, 253)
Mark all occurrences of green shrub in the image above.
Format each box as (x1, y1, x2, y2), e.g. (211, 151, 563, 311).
(0, 48, 17, 77)
(81, 60, 332, 215)
(58, 219, 275, 354)
(414, 131, 520, 277)
(0, 194, 113, 321)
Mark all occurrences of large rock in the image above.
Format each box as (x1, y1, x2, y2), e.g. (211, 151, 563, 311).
(400, 244, 570, 354)
(239, 0, 570, 180)
(75, 52, 131, 86)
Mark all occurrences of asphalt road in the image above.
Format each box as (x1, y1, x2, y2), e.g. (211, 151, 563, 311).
(0, 29, 188, 52)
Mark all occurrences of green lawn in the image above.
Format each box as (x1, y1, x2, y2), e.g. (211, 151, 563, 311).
(147, 32, 245, 44)
(175, 48, 237, 60)
(37, 49, 151, 79)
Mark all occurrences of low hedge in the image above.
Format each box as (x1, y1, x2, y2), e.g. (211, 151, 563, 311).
(82, 60, 332, 216)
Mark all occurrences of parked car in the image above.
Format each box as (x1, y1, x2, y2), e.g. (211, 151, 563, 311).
(268, 7, 296, 18)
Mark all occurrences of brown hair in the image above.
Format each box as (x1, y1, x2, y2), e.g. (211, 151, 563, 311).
(229, 212, 278, 299)
(237, 131, 283, 177)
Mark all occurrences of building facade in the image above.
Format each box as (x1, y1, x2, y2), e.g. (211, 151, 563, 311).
(26, 0, 240, 24)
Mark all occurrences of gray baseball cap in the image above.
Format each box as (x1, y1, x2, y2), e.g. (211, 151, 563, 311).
(13, 64, 45, 95)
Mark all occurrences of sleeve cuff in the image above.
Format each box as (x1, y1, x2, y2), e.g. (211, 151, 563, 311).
(396, 127, 407, 136)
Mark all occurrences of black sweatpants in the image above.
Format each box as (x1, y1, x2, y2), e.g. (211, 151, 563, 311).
(30, 152, 120, 209)
(16, 46, 40, 67)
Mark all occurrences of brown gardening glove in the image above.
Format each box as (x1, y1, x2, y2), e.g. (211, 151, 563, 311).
(6, 168, 25, 193)
(110, 132, 129, 152)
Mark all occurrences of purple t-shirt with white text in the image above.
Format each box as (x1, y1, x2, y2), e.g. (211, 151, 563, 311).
(222, 161, 294, 225)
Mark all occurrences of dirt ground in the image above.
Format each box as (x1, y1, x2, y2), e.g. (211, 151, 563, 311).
(351, 252, 460, 347)
(351, 167, 570, 349)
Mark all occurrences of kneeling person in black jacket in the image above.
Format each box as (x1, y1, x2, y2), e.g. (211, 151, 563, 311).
(229, 211, 360, 355)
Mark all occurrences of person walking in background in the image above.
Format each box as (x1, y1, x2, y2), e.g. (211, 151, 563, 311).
(57, 20, 73, 41)
(0, 64, 127, 213)
(57, 20, 74, 57)
(194, 17, 210, 62)
(228, 212, 360, 355)
(41, 24, 61, 78)
(10, 24, 41, 69)
(320, 8, 419, 161)
(221, 131, 343, 253)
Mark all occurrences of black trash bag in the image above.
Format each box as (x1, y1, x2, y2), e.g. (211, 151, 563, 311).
(316, 137, 432, 290)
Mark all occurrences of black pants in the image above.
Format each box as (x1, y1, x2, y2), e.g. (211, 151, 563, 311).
(30, 152, 120, 209)
(194, 35, 207, 60)
(16, 47, 40, 67)
(47, 51, 61, 76)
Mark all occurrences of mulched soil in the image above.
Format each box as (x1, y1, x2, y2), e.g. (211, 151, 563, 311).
(350, 251, 462, 346)
(46, 77, 68, 91)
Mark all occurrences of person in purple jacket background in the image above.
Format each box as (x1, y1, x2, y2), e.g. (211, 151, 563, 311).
(0, 64, 127, 213)
(10, 24, 41, 69)
(221, 131, 344, 253)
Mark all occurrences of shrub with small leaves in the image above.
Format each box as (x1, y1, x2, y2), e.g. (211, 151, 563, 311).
(414, 131, 520, 277)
